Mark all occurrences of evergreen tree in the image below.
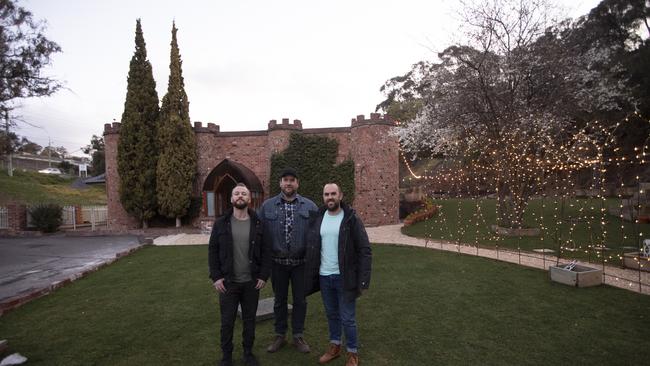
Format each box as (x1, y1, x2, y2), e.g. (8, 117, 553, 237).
(117, 19, 160, 228)
(1, 0, 62, 176)
(157, 22, 197, 227)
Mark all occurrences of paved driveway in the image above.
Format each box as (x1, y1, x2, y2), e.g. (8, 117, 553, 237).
(0, 235, 141, 304)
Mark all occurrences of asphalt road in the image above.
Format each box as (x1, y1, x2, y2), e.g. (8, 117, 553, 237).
(0, 235, 141, 303)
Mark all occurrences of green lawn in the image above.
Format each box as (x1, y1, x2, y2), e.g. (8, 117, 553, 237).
(403, 198, 650, 262)
(0, 245, 648, 365)
(0, 170, 106, 205)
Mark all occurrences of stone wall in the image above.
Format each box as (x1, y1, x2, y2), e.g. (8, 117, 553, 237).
(350, 113, 399, 226)
(8, 203, 26, 232)
(103, 113, 399, 229)
(104, 123, 139, 230)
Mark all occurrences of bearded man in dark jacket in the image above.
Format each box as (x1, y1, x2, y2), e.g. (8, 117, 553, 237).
(209, 183, 271, 366)
(304, 183, 372, 366)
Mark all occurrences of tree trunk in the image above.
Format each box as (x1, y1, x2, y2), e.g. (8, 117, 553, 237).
(497, 194, 527, 229)
(142, 219, 148, 229)
(5, 112, 12, 177)
(176, 217, 181, 228)
(7, 152, 12, 177)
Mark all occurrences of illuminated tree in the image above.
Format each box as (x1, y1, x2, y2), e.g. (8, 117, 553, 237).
(380, 0, 635, 228)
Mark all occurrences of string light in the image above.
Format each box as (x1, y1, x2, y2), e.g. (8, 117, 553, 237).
(399, 111, 650, 273)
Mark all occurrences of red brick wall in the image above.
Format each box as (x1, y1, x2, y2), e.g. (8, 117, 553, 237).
(104, 115, 399, 229)
(350, 114, 399, 226)
(104, 123, 139, 230)
(4, 203, 26, 233)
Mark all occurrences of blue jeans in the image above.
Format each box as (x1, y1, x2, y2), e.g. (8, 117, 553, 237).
(320, 274, 357, 352)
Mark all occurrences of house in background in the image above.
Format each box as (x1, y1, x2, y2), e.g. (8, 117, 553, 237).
(1, 153, 90, 175)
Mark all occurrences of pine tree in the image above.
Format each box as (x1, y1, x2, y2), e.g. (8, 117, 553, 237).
(117, 19, 160, 229)
(157, 22, 197, 227)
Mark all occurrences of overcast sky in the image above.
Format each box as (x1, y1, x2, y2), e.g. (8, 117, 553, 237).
(13, 0, 600, 156)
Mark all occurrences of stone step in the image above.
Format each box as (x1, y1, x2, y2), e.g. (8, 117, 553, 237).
(238, 297, 292, 322)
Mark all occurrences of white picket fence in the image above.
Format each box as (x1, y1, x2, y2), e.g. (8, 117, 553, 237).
(80, 206, 108, 230)
(0, 207, 8, 229)
(27, 205, 108, 231)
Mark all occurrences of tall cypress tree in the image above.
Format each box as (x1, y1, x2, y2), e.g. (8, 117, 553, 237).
(117, 19, 160, 229)
(157, 22, 197, 227)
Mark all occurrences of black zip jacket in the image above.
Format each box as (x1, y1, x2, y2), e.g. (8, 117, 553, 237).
(208, 208, 271, 283)
(304, 202, 372, 301)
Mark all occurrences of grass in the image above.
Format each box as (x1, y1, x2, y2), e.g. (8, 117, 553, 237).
(0, 170, 106, 205)
(403, 198, 650, 261)
(0, 244, 648, 365)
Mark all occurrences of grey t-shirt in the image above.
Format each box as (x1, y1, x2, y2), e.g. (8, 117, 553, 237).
(231, 216, 252, 283)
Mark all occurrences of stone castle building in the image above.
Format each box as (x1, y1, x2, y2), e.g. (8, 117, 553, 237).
(103, 112, 399, 229)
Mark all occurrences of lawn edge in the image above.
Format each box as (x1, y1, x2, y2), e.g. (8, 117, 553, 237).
(0, 244, 147, 317)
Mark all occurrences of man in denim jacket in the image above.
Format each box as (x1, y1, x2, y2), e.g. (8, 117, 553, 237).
(259, 168, 318, 354)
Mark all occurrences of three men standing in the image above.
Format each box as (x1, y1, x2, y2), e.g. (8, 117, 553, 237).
(209, 173, 371, 366)
(209, 183, 271, 366)
(305, 183, 372, 366)
(259, 168, 318, 353)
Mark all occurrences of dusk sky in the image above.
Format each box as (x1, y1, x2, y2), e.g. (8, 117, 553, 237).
(14, 0, 600, 156)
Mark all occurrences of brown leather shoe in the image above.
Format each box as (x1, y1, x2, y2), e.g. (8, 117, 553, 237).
(293, 336, 311, 353)
(266, 335, 287, 353)
(345, 352, 359, 366)
(318, 343, 341, 364)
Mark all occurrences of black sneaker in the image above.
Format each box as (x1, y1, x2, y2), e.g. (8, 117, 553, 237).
(243, 352, 260, 366)
(219, 355, 233, 366)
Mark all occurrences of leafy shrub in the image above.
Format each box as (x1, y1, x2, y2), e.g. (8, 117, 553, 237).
(270, 133, 355, 204)
(183, 196, 203, 224)
(29, 203, 63, 232)
(58, 160, 75, 174)
(403, 198, 440, 227)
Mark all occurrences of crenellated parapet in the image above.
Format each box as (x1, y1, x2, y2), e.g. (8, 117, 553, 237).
(103, 122, 122, 135)
(193, 121, 220, 133)
(268, 118, 303, 131)
(103, 112, 399, 230)
(351, 113, 395, 128)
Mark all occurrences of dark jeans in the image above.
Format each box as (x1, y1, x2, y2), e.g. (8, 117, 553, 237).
(271, 262, 307, 337)
(219, 280, 260, 355)
(320, 274, 358, 352)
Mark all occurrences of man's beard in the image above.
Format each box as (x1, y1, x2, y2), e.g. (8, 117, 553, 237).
(282, 187, 296, 197)
(327, 200, 340, 211)
(233, 200, 248, 209)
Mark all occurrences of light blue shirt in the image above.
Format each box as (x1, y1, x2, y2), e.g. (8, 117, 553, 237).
(320, 210, 344, 275)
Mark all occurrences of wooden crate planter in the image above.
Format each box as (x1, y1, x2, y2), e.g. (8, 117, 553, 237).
(549, 264, 602, 288)
(622, 252, 650, 272)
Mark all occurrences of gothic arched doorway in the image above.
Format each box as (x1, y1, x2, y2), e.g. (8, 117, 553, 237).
(202, 159, 264, 217)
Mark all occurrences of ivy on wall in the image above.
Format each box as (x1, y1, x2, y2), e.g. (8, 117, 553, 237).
(270, 133, 355, 205)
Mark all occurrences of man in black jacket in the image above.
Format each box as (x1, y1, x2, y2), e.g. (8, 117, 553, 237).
(209, 183, 271, 366)
(305, 183, 372, 366)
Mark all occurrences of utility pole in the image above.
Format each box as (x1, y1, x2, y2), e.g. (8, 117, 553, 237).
(48, 136, 52, 167)
(4, 110, 12, 177)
